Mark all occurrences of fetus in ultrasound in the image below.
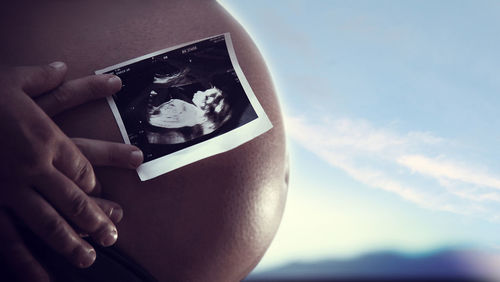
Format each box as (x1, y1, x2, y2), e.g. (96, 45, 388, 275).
(145, 71, 232, 144)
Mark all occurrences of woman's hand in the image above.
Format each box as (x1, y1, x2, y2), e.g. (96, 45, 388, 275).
(0, 62, 143, 282)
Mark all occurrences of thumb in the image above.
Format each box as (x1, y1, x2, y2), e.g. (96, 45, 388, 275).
(16, 61, 68, 97)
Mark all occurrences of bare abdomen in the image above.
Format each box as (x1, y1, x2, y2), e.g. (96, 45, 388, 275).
(0, 1, 287, 280)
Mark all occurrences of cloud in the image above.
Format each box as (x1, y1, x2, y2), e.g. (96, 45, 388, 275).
(398, 155, 500, 190)
(286, 115, 500, 220)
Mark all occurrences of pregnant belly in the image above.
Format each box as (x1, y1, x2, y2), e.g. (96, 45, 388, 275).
(0, 1, 288, 281)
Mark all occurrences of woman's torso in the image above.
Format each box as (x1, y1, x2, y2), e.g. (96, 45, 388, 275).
(0, 1, 287, 281)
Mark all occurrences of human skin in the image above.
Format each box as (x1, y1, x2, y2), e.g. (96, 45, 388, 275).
(0, 0, 288, 281)
(0, 63, 145, 281)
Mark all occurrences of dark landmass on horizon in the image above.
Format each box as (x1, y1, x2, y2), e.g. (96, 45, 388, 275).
(245, 248, 498, 282)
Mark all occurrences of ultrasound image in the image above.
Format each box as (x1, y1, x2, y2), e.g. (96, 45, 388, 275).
(105, 35, 258, 162)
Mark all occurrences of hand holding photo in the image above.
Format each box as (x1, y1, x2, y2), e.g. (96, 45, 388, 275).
(97, 33, 272, 181)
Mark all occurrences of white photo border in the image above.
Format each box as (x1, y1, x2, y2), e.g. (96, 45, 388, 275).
(96, 33, 273, 181)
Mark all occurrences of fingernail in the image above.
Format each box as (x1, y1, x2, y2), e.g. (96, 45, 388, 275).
(108, 75, 121, 85)
(109, 207, 123, 223)
(106, 75, 122, 92)
(130, 150, 143, 168)
(101, 228, 118, 247)
(77, 247, 96, 268)
(49, 61, 65, 70)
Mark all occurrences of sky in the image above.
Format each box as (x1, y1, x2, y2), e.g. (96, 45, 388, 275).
(218, 0, 500, 273)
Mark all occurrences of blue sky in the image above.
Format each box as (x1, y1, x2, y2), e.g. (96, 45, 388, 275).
(219, 0, 500, 273)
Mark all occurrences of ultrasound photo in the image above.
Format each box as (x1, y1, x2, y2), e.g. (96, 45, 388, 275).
(96, 34, 272, 181)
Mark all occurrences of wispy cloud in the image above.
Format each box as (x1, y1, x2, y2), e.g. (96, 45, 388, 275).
(286, 115, 500, 220)
(398, 155, 500, 191)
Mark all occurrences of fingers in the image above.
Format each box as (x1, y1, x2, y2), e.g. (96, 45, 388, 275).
(10, 189, 97, 269)
(92, 198, 124, 224)
(73, 138, 143, 169)
(0, 210, 50, 282)
(32, 169, 118, 248)
(37, 73, 122, 117)
(91, 178, 103, 197)
(15, 62, 68, 97)
(73, 198, 122, 238)
(53, 139, 97, 194)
